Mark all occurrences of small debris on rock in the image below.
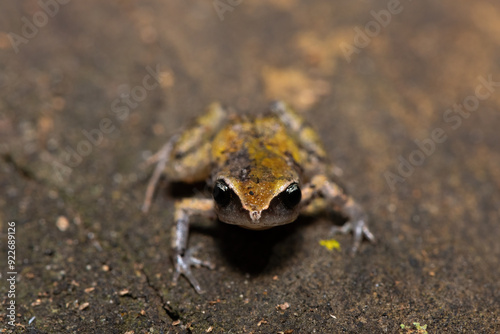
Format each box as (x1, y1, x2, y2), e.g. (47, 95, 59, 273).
(56, 216, 70, 231)
(119, 289, 130, 296)
(78, 302, 90, 311)
(208, 299, 221, 305)
(277, 302, 290, 311)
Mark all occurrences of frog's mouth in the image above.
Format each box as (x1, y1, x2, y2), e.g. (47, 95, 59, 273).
(215, 193, 301, 228)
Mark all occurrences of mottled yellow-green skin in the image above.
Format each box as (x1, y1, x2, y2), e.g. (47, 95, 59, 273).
(211, 116, 303, 212)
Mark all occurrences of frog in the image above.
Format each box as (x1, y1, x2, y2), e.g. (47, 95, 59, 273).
(142, 101, 375, 293)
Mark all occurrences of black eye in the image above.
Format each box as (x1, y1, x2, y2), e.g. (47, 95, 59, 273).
(282, 183, 301, 209)
(213, 180, 231, 207)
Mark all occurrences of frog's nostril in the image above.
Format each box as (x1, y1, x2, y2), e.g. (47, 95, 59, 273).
(250, 211, 261, 221)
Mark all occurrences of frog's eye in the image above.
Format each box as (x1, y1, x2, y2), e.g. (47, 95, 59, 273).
(282, 183, 301, 209)
(213, 180, 231, 207)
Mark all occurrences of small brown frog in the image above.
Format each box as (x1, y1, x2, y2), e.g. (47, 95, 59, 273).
(143, 101, 375, 293)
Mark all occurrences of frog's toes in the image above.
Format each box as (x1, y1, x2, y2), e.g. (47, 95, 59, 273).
(331, 219, 375, 254)
(186, 246, 216, 269)
(172, 251, 215, 294)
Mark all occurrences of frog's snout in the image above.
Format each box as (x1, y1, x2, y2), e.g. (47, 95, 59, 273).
(250, 210, 262, 221)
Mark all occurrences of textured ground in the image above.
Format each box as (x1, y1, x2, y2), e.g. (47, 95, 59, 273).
(1, 0, 500, 333)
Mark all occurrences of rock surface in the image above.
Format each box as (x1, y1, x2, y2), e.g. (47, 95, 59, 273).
(1, 1, 499, 333)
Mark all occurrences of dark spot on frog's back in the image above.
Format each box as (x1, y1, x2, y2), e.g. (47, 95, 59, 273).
(226, 149, 253, 179)
(227, 148, 250, 166)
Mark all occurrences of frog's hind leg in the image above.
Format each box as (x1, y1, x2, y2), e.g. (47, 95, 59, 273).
(142, 135, 178, 212)
(142, 103, 227, 212)
(270, 101, 333, 178)
(270, 101, 328, 162)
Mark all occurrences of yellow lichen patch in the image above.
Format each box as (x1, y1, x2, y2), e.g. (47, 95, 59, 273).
(319, 239, 340, 251)
(400, 322, 428, 334)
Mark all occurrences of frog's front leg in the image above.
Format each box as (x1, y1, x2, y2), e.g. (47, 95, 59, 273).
(302, 175, 375, 253)
(172, 198, 217, 294)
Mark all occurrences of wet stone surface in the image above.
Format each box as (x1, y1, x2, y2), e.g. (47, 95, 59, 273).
(1, 1, 500, 333)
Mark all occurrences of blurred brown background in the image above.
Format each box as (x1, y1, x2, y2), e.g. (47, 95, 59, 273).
(1, 0, 499, 333)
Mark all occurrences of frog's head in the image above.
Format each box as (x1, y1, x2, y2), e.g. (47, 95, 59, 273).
(210, 113, 304, 229)
(211, 166, 302, 230)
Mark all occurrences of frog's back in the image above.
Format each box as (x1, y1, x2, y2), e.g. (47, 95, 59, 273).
(211, 114, 304, 174)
